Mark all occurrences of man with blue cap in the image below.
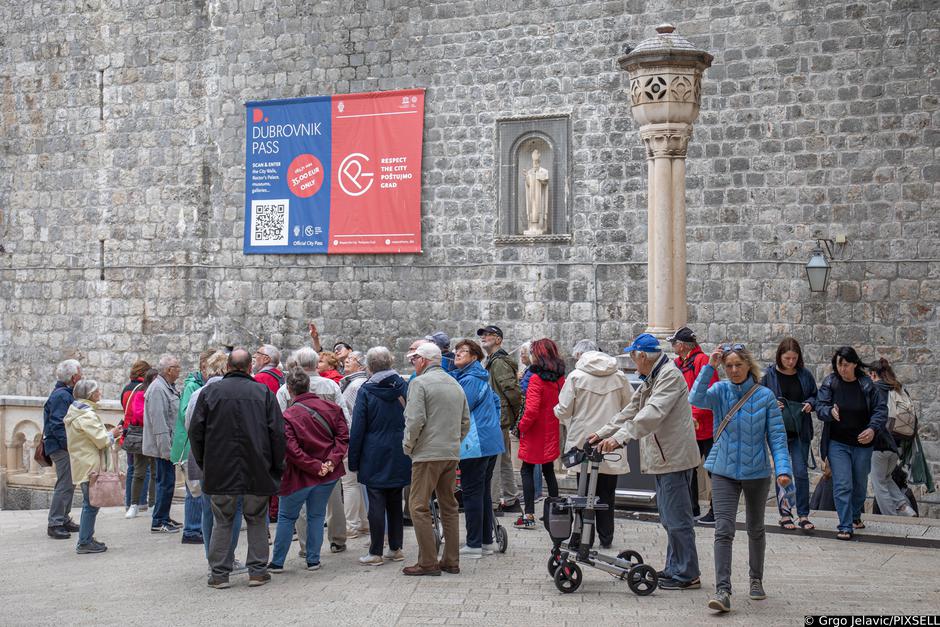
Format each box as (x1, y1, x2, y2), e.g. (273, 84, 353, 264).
(589, 333, 701, 591)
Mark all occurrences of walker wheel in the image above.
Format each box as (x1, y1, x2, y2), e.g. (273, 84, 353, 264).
(616, 549, 644, 567)
(495, 523, 508, 553)
(553, 561, 583, 593)
(547, 552, 562, 576)
(626, 564, 658, 596)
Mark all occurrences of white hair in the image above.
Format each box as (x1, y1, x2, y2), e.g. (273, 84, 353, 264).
(572, 339, 598, 359)
(261, 344, 281, 368)
(366, 346, 393, 373)
(156, 354, 179, 374)
(292, 346, 318, 371)
(55, 359, 82, 384)
(347, 351, 365, 368)
(634, 350, 663, 363)
(73, 379, 99, 401)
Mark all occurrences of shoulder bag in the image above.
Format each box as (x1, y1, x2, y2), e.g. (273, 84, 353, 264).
(713, 384, 761, 442)
(88, 447, 126, 508)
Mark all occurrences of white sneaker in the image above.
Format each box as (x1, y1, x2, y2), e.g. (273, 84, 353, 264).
(232, 559, 248, 575)
(124, 504, 139, 519)
(481, 543, 496, 555)
(459, 545, 483, 559)
(383, 549, 404, 562)
(359, 554, 384, 566)
(898, 504, 918, 517)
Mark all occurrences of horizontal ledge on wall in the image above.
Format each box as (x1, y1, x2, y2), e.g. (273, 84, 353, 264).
(494, 234, 573, 245)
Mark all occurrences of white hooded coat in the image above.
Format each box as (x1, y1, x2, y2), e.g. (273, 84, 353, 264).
(553, 351, 634, 475)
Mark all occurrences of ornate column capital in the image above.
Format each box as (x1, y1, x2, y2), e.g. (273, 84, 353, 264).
(640, 123, 693, 158)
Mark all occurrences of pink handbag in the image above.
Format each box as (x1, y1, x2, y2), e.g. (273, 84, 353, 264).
(88, 448, 125, 508)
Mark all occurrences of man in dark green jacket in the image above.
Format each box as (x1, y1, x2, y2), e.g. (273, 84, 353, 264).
(478, 325, 522, 510)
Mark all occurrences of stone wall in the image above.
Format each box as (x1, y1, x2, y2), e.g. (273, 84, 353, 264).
(0, 0, 937, 471)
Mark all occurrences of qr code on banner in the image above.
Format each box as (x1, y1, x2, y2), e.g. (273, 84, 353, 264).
(250, 199, 289, 246)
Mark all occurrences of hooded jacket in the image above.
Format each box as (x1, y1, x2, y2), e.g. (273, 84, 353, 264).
(170, 371, 203, 464)
(142, 374, 180, 461)
(189, 371, 286, 496)
(691, 364, 792, 480)
(348, 373, 412, 488)
(554, 351, 633, 475)
(42, 382, 74, 455)
(280, 392, 349, 496)
(518, 370, 565, 465)
(64, 400, 113, 484)
(450, 360, 506, 460)
(403, 365, 471, 463)
(595, 355, 699, 475)
(184, 375, 223, 481)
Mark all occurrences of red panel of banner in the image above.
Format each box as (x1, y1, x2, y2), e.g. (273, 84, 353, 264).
(328, 89, 424, 254)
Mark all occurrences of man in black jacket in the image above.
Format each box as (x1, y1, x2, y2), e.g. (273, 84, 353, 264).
(190, 348, 286, 589)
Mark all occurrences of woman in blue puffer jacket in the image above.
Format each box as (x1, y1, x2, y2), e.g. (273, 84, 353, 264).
(450, 338, 506, 559)
(690, 343, 792, 615)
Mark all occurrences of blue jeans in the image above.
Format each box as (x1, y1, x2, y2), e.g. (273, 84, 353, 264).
(271, 481, 336, 567)
(828, 440, 873, 532)
(655, 470, 700, 582)
(152, 458, 176, 527)
(459, 455, 497, 548)
(78, 482, 99, 546)
(183, 484, 203, 540)
(202, 493, 242, 559)
(124, 453, 150, 507)
(775, 437, 810, 518)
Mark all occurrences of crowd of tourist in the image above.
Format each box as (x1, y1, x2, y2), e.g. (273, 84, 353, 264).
(41, 321, 930, 612)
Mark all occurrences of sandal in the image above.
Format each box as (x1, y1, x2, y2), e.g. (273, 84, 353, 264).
(778, 517, 796, 530)
(853, 520, 865, 529)
(836, 531, 853, 541)
(797, 518, 815, 530)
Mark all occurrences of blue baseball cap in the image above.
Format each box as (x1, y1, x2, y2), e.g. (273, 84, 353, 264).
(623, 333, 661, 354)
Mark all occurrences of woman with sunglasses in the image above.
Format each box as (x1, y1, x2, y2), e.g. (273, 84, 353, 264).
(690, 343, 791, 614)
(816, 346, 888, 540)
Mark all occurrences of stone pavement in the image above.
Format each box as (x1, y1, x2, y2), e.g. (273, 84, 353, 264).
(1, 507, 939, 626)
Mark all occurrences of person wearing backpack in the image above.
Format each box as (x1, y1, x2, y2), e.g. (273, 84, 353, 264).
(867, 358, 917, 517)
(816, 347, 889, 540)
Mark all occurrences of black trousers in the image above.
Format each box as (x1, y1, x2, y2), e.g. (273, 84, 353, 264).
(576, 472, 619, 546)
(690, 438, 714, 517)
(521, 462, 558, 515)
(366, 486, 404, 557)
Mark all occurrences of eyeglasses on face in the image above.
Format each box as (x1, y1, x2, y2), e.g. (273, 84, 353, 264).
(454, 348, 472, 355)
(719, 343, 746, 354)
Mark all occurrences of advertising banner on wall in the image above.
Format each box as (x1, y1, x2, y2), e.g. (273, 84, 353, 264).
(244, 89, 424, 254)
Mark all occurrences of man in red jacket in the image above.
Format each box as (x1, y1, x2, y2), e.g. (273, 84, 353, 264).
(669, 326, 719, 524)
(252, 344, 284, 393)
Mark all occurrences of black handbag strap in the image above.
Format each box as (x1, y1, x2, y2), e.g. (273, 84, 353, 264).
(714, 384, 761, 442)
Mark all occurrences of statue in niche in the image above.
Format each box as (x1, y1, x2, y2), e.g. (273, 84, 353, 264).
(522, 148, 550, 235)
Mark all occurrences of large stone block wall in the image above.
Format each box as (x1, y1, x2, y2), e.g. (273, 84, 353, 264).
(0, 0, 937, 467)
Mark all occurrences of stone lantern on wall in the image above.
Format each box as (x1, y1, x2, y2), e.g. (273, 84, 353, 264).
(620, 24, 713, 338)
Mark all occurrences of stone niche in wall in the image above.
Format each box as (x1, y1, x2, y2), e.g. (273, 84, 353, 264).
(495, 115, 571, 244)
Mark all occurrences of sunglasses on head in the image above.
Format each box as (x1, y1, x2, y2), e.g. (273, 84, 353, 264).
(719, 343, 746, 354)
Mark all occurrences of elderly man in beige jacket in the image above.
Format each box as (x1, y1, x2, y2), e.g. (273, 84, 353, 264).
(402, 341, 470, 576)
(588, 333, 701, 591)
(554, 350, 634, 548)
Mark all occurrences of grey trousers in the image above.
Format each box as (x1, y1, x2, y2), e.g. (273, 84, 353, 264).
(208, 494, 268, 578)
(490, 428, 520, 506)
(871, 451, 913, 516)
(297, 480, 346, 552)
(712, 474, 771, 594)
(48, 448, 74, 527)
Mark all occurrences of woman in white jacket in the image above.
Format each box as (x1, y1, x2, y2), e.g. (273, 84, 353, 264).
(553, 350, 633, 548)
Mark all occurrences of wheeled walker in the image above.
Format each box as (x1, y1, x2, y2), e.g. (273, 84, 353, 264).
(543, 442, 658, 595)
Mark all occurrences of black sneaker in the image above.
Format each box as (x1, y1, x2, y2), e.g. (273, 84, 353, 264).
(267, 562, 285, 573)
(697, 511, 716, 525)
(63, 519, 80, 533)
(330, 542, 346, 553)
(658, 576, 701, 590)
(47, 526, 71, 540)
(167, 518, 183, 529)
(151, 523, 180, 534)
(207, 575, 231, 589)
(76, 539, 107, 554)
(707, 590, 731, 612)
(181, 535, 204, 545)
(749, 578, 766, 600)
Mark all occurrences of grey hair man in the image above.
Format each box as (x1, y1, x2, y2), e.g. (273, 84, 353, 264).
(43, 359, 83, 539)
(252, 344, 284, 394)
(274, 345, 349, 555)
(401, 342, 470, 576)
(476, 325, 522, 510)
(143, 354, 182, 534)
(589, 333, 701, 590)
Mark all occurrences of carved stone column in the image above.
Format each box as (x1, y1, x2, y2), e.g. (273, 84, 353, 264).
(620, 25, 712, 337)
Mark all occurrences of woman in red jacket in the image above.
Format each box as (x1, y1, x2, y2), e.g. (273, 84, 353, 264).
(515, 338, 565, 529)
